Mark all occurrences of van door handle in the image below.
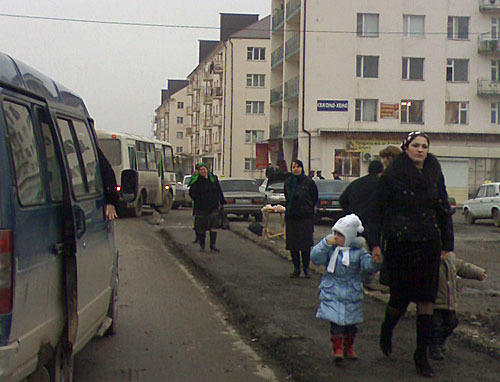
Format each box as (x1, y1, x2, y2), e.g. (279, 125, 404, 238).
(75, 206, 86, 239)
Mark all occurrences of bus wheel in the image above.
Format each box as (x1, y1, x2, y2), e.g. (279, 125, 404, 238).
(131, 193, 143, 217)
(156, 191, 173, 214)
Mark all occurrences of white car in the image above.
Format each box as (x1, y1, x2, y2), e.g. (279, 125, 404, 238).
(462, 182, 500, 226)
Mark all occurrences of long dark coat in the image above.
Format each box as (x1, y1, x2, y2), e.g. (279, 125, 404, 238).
(367, 152, 454, 304)
(284, 174, 319, 251)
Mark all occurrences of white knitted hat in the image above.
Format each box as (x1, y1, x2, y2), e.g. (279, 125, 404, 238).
(332, 214, 364, 247)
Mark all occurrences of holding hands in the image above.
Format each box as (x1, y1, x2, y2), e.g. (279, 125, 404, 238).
(371, 246, 382, 264)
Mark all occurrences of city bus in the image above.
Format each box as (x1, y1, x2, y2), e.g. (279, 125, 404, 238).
(97, 130, 176, 216)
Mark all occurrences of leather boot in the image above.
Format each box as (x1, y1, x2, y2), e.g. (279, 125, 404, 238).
(331, 335, 344, 363)
(414, 314, 435, 378)
(199, 233, 206, 252)
(301, 251, 311, 278)
(209, 231, 219, 252)
(343, 334, 358, 360)
(380, 306, 404, 357)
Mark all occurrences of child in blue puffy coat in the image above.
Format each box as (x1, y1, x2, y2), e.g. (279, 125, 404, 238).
(311, 214, 382, 363)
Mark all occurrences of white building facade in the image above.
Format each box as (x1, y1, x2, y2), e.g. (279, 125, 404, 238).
(270, 0, 500, 202)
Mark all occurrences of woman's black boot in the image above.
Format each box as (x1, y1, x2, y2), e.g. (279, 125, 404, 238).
(380, 306, 404, 356)
(209, 231, 219, 252)
(414, 314, 435, 378)
(289, 251, 300, 278)
(199, 233, 206, 252)
(301, 251, 311, 278)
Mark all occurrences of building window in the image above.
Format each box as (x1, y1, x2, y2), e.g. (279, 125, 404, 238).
(177, 102, 184, 109)
(492, 18, 500, 39)
(356, 55, 379, 78)
(334, 150, 360, 177)
(447, 16, 469, 40)
(403, 15, 425, 38)
(446, 59, 468, 82)
(245, 130, 264, 143)
(402, 57, 424, 80)
(176, 131, 183, 139)
(356, 13, 379, 37)
(246, 74, 265, 87)
(491, 60, 500, 81)
(245, 158, 257, 171)
(491, 102, 500, 124)
(355, 99, 378, 122)
(247, 47, 266, 61)
(177, 117, 183, 124)
(176, 147, 183, 154)
(401, 100, 424, 124)
(246, 101, 265, 114)
(445, 102, 468, 124)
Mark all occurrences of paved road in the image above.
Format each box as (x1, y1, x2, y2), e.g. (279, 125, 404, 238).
(73, 216, 288, 381)
(161, 208, 500, 382)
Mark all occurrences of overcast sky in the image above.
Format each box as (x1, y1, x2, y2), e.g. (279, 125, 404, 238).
(0, 0, 270, 136)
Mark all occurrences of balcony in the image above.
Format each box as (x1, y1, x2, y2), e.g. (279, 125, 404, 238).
(213, 86, 223, 99)
(269, 123, 282, 139)
(272, 8, 284, 32)
(477, 78, 500, 95)
(284, 76, 299, 100)
(285, 33, 300, 59)
(203, 143, 211, 153)
(212, 142, 221, 152)
(213, 114, 223, 126)
(478, 32, 500, 53)
(213, 58, 223, 73)
(271, 85, 283, 105)
(203, 116, 212, 129)
(283, 118, 298, 139)
(479, 0, 500, 12)
(271, 45, 284, 69)
(192, 102, 200, 112)
(286, 0, 301, 21)
(185, 124, 193, 135)
(187, 85, 193, 95)
(192, 80, 201, 90)
(186, 106, 193, 115)
(202, 71, 213, 82)
(203, 92, 213, 105)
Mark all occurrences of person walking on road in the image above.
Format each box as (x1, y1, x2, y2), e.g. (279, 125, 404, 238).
(430, 252, 487, 360)
(367, 131, 454, 378)
(311, 214, 381, 364)
(189, 163, 226, 252)
(284, 160, 319, 278)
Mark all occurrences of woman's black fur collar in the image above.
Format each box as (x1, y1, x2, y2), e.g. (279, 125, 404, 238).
(385, 152, 442, 189)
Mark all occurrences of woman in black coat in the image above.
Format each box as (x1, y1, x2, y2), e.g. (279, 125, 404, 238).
(368, 132, 454, 378)
(284, 160, 319, 278)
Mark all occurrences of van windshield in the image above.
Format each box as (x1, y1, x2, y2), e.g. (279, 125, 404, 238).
(98, 139, 122, 166)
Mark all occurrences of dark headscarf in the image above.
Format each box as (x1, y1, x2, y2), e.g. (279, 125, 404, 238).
(287, 160, 304, 210)
(401, 131, 430, 151)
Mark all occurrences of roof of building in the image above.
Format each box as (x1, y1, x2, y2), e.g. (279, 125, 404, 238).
(220, 13, 259, 42)
(229, 15, 270, 40)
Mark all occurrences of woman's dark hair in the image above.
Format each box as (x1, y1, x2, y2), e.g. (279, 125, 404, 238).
(401, 131, 430, 151)
(292, 159, 304, 169)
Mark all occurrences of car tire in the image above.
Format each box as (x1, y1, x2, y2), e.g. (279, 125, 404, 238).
(493, 209, 500, 227)
(464, 209, 475, 225)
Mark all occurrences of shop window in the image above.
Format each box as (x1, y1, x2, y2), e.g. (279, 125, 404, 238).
(334, 150, 360, 177)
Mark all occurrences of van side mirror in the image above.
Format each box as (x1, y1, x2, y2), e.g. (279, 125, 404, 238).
(121, 169, 138, 203)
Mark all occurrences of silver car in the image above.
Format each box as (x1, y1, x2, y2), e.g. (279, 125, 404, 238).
(219, 178, 265, 222)
(462, 182, 500, 226)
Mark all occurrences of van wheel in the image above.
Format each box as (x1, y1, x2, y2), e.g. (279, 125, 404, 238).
(156, 191, 173, 214)
(464, 209, 475, 225)
(493, 209, 500, 227)
(131, 193, 143, 217)
(26, 366, 50, 382)
(48, 342, 73, 382)
(105, 268, 119, 336)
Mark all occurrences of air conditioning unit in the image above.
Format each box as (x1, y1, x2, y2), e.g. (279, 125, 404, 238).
(362, 152, 372, 162)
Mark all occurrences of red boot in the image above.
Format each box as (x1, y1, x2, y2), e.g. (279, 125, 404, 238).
(331, 335, 344, 363)
(343, 334, 358, 360)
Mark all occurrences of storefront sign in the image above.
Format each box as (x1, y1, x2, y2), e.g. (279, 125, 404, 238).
(317, 100, 348, 112)
(256, 143, 269, 169)
(345, 139, 401, 151)
(380, 103, 399, 119)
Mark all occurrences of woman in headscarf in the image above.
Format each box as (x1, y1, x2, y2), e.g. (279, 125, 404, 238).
(367, 132, 454, 378)
(188, 163, 226, 252)
(284, 160, 319, 278)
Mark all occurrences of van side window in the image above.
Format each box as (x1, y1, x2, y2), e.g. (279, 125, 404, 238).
(2, 101, 46, 205)
(72, 120, 102, 194)
(58, 118, 86, 196)
(136, 141, 147, 171)
(38, 109, 63, 202)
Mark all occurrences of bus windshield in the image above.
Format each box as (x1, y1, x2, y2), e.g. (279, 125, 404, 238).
(98, 138, 121, 166)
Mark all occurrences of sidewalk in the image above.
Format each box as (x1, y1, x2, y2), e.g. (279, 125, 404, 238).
(159, 210, 499, 382)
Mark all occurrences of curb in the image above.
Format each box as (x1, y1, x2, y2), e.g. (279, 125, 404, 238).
(229, 223, 500, 360)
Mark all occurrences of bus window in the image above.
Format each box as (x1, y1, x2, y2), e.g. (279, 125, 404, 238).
(136, 141, 147, 171)
(163, 145, 175, 172)
(146, 143, 157, 171)
(128, 146, 137, 170)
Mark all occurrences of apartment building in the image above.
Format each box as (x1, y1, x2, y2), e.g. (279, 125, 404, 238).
(154, 80, 191, 177)
(270, 0, 500, 202)
(186, 13, 271, 178)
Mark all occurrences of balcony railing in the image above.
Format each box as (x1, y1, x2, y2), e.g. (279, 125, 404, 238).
(271, 45, 284, 68)
(203, 116, 212, 129)
(477, 78, 500, 95)
(284, 76, 299, 99)
(212, 142, 221, 152)
(285, 33, 300, 59)
(185, 124, 193, 134)
(186, 106, 193, 115)
(187, 85, 193, 95)
(213, 114, 223, 126)
(269, 123, 282, 139)
(283, 118, 298, 139)
(213, 86, 223, 98)
(271, 85, 283, 105)
(286, 0, 301, 20)
(192, 80, 201, 90)
(478, 32, 500, 53)
(202, 71, 213, 82)
(479, 0, 500, 12)
(192, 102, 200, 112)
(272, 8, 285, 31)
(203, 92, 213, 104)
(213, 58, 223, 73)
(203, 143, 211, 153)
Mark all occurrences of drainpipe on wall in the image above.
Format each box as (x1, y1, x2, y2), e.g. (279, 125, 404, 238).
(223, 42, 228, 175)
(301, 0, 312, 173)
(229, 39, 234, 177)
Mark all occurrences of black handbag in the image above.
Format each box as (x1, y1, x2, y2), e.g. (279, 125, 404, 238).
(219, 208, 230, 230)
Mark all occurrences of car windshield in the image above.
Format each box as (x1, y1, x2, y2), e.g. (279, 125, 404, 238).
(315, 180, 349, 194)
(220, 180, 259, 192)
(267, 182, 284, 192)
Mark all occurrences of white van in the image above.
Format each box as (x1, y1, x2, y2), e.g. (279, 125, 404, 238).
(97, 130, 176, 217)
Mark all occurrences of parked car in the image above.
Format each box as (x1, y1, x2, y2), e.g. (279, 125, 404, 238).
(173, 175, 192, 208)
(219, 178, 265, 222)
(260, 172, 290, 206)
(314, 180, 350, 221)
(462, 182, 500, 226)
(448, 196, 457, 216)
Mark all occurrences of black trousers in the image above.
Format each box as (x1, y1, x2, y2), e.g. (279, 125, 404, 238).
(431, 309, 458, 346)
